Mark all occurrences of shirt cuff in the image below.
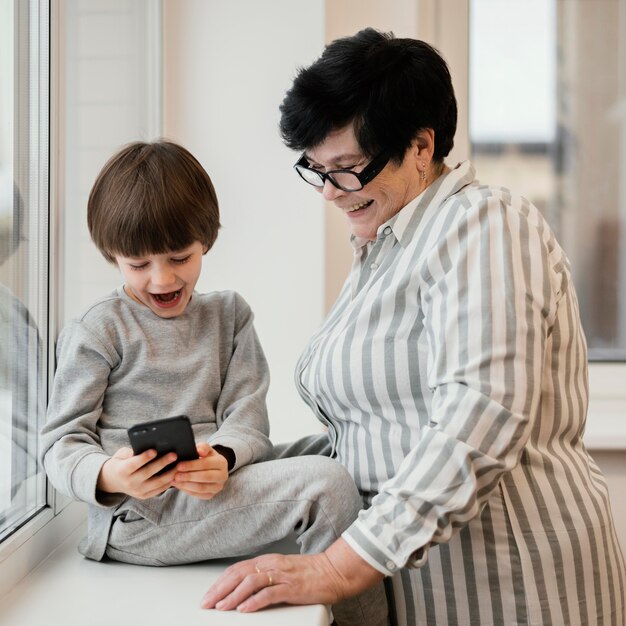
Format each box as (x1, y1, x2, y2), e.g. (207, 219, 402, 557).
(343, 518, 429, 577)
(212, 445, 236, 471)
(207, 435, 253, 471)
(71, 451, 122, 506)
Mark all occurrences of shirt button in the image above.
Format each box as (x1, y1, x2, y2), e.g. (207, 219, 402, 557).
(370, 262, 379, 270)
(386, 561, 396, 571)
(383, 226, 392, 235)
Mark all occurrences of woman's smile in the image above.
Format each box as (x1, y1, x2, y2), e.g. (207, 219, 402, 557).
(343, 199, 374, 213)
(307, 125, 423, 240)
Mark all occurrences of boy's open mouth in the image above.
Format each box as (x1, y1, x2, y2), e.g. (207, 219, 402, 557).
(151, 290, 182, 307)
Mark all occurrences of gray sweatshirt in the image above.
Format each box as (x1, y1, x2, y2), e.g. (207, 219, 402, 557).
(41, 287, 272, 559)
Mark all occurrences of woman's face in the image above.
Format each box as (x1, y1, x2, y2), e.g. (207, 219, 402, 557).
(304, 125, 423, 241)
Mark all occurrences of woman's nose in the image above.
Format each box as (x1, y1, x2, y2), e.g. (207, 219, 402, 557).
(321, 178, 345, 201)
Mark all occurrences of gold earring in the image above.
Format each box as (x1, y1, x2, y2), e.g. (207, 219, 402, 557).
(420, 163, 427, 182)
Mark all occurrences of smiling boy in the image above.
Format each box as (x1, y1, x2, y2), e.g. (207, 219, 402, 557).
(40, 140, 388, 626)
(117, 242, 204, 317)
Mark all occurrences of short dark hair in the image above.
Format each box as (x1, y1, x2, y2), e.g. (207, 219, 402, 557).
(88, 140, 220, 263)
(279, 28, 457, 164)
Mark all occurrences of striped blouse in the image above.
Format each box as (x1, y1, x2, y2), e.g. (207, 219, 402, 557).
(295, 161, 626, 626)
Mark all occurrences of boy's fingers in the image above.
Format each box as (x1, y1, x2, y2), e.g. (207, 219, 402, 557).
(174, 468, 226, 484)
(124, 448, 158, 472)
(142, 483, 172, 499)
(143, 453, 178, 477)
(196, 442, 212, 457)
(113, 446, 136, 460)
(176, 452, 225, 474)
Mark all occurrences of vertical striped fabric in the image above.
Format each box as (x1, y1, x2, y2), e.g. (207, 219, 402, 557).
(295, 161, 626, 625)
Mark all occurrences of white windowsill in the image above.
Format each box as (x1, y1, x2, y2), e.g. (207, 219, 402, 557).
(585, 363, 626, 451)
(0, 499, 85, 598)
(0, 520, 330, 626)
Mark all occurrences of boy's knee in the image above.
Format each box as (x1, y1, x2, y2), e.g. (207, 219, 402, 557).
(301, 456, 362, 514)
(299, 455, 354, 485)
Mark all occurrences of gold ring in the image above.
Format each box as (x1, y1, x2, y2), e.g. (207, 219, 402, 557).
(267, 572, 273, 586)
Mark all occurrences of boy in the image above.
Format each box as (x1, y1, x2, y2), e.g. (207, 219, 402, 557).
(40, 140, 388, 626)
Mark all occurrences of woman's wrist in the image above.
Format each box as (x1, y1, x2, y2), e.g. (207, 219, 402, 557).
(324, 537, 385, 598)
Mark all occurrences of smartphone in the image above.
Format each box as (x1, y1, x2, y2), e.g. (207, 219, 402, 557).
(127, 415, 199, 474)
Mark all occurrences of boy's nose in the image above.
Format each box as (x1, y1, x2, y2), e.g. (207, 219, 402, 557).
(151, 266, 176, 287)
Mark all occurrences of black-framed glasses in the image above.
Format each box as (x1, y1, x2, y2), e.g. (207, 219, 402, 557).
(294, 152, 390, 192)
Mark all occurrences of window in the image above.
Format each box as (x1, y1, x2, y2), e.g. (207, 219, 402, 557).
(0, 0, 161, 596)
(469, 0, 626, 360)
(0, 0, 49, 542)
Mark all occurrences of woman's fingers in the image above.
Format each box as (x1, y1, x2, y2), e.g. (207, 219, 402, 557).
(202, 553, 345, 612)
(236, 574, 286, 612)
(216, 570, 280, 611)
(203, 560, 258, 603)
(202, 559, 273, 608)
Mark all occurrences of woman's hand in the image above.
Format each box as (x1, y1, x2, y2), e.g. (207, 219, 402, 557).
(201, 538, 384, 613)
(172, 442, 228, 500)
(96, 446, 177, 499)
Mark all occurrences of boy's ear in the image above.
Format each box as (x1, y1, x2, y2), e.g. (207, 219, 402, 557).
(202, 245, 209, 255)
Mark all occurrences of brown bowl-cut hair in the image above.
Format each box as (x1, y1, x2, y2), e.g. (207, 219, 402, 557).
(88, 140, 220, 263)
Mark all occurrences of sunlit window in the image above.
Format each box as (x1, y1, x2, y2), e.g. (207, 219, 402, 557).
(470, 0, 626, 360)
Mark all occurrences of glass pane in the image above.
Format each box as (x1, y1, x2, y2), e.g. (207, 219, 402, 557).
(0, 0, 48, 541)
(469, 0, 626, 360)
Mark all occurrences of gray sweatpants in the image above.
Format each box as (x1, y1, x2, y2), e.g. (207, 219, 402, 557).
(105, 454, 389, 626)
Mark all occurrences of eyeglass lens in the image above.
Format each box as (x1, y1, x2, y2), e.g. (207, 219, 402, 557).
(296, 165, 363, 191)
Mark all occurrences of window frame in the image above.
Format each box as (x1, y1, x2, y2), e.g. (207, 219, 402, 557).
(0, 0, 76, 596)
(0, 0, 164, 597)
(0, 0, 51, 545)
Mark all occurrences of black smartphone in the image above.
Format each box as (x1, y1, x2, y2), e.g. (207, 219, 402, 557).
(127, 415, 199, 474)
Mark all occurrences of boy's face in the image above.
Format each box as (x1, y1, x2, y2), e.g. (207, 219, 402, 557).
(114, 242, 205, 318)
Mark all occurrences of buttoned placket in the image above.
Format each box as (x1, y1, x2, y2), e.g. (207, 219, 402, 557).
(350, 225, 395, 298)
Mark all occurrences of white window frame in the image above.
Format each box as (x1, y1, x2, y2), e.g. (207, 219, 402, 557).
(0, 0, 163, 597)
(0, 0, 84, 597)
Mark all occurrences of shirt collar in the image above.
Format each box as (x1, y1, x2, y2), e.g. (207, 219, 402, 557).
(350, 160, 476, 252)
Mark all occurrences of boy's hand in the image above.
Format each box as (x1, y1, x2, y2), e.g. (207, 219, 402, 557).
(172, 442, 228, 500)
(97, 447, 177, 499)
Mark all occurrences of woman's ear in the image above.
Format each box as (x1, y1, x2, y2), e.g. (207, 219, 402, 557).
(413, 128, 436, 163)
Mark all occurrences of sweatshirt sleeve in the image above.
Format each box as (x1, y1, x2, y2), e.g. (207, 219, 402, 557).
(207, 293, 273, 470)
(343, 195, 559, 575)
(40, 321, 123, 507)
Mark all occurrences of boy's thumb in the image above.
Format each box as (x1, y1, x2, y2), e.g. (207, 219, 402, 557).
(196, 442, 212, 457)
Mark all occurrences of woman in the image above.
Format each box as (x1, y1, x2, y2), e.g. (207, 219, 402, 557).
(202, 28, 626, 625)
